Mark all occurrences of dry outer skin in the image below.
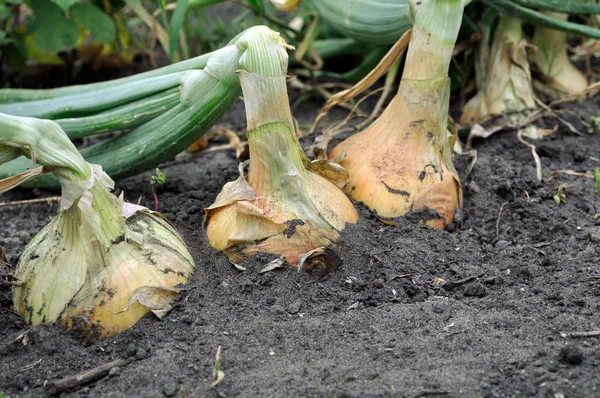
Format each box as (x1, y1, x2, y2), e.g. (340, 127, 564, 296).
(0, 90, 599, 397)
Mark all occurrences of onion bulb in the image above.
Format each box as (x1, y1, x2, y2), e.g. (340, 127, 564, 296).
(328, 0, 463, 229)
(0, 113, 194, 337)
(205, 27, 357, 266)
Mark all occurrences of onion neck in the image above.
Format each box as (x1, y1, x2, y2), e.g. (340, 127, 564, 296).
(374, 0, 462, 143)
(237, 27, 307, 195)
(247, 122, 307, 194)
(402, 0, 464, 81)
(0, 113, 91, 182)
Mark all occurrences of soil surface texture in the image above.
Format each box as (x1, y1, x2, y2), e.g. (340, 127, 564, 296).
(1, 84, 600, 398)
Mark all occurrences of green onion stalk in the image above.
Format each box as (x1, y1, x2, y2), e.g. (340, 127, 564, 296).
(205, 27, 357, 267)
(460, 15, 537, 128)
(0, 37, 246, 188)
(0, 113, 194, 337)
(328, 0, 464, 229)
(0, 32, 365, 189)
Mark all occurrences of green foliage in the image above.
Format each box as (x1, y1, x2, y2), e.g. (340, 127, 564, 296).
(0, 0, 23, 21)
(0, 0, 26, 69)
(150, 168, 166, 185)
(1, 0, 119, 70)
(28, 0, 79, 53)
(553, 184, 567, 205)
(168, 0, 189, 60)
(70, 3, 116, 43)
(51, 0, 79, 13)
(246, 0, 263, 14)
(588, 116, 600, 134)
(0, 391, 11, 398)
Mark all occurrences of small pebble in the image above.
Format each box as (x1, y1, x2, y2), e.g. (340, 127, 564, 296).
(162, 382, 179, 397)
(372, 279, 385, 289)
(109, 367, 121, 377)
(495, 240, 510, 250)
(588, 233, 600, 243)
(135, 347, 150, 360)
(126, 343, 137, 357)
(287, 301, 302, 314)
(463, 282, 487, 298)
(432, 305, 445, 314)
(270, 304, 285, 315)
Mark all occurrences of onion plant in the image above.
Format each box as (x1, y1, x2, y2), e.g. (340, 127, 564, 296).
(532, 11, 588, 95)
(460, 15, 536, 128)
(328, 0, 464, 229)
(205, 27, 357, 266)
(0, 113, 194, 337)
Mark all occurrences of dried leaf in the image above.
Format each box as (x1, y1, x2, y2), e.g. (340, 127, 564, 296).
(312, 29, 412, 132)
(231, 261, 247, 271)
(547, 169, 594, 181)
(306, 133, 332, 160)
(114, 286, 185, 319)
(188, 136, 209, 153)
(259, 257, 285, 273)
(210, 345, 225, 388)
(211, 370, 225, 388)
(520, 124, 557, 140)
(433, 277, 447, 288)
(0, 167, 45, 194)
(306, 159, 348, 188)
(466, 124, 503, 148)
(205, 162, 255, 211)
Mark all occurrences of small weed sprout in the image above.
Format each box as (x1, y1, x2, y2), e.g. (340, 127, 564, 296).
(596, 167, 600, 199)
(554, 183, 568, 205)
(150, 168, 166, 212)
(588, 116, 600, 134)
(210, 345, 225, 388)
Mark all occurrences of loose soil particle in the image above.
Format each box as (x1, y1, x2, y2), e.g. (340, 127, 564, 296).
(0, 94, 599, 398)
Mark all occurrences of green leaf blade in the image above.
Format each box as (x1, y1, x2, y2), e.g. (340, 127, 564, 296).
(71, 3, 117, 43)
(169, 0, 189, 61)
(51, 0, 78, 13)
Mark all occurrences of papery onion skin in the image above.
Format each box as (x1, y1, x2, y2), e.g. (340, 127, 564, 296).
(12, 172, 194, 337)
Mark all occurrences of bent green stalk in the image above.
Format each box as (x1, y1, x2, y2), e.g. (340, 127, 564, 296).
(0, 26, 289, 188)
(56, 88, 181, 139)
(510, 0, 600, 15)
(481, 0, 600, 39)
(0, 52, 214, 104)
(0, 71, 192, 119)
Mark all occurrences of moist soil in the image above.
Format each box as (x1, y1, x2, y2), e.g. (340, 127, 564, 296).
(1, 83, 600, 397)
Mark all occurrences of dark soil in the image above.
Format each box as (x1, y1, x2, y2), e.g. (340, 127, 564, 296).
(1, 76, 600, 398)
